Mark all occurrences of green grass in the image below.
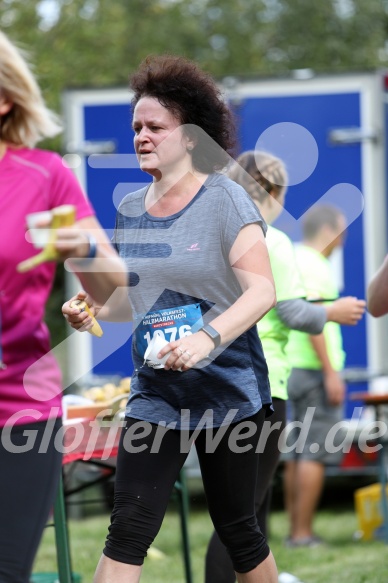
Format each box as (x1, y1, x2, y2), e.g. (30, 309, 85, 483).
(270, 510, 388, 583)
(33, 502, 388, 583)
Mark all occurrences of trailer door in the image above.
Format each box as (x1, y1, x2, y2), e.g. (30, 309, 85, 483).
(227, 74, 387, 417)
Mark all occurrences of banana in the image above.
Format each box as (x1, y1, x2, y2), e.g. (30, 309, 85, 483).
(17, 205, 75, 273)
(69, 299, 103, 337)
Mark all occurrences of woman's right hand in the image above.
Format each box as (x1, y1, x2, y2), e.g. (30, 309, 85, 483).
(62, 290, 99, 333)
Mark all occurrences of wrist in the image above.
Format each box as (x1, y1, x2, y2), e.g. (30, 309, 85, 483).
(85, 234, 97, 259)
(200, 324, 221, 349)
(77, 234, 97, 262)
(324, 305, 333, 322)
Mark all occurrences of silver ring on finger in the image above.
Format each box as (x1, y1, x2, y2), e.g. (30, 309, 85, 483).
(184, 351, 192, 358)
(178, 347, 185, 355)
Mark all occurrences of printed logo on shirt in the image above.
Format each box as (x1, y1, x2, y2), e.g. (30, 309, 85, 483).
(187, 242, 200, 251)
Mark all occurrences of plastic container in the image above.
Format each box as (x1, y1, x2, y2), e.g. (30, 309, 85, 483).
(354, 482, 388, 540)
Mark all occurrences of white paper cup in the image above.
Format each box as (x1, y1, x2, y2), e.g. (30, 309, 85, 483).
(26, 210, 53, 248)
(144, 334, 171, 369)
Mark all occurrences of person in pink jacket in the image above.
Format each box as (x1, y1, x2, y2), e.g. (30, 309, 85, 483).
(0, 30, 126, 583)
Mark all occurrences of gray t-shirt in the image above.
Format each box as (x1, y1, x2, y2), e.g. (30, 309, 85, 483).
(114, 172, 271, 429)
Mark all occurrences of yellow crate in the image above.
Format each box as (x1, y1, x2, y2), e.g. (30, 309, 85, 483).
(354, 482, 388, 540)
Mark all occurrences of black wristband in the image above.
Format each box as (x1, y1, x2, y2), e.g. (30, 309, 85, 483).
(201, 324, 221, 348)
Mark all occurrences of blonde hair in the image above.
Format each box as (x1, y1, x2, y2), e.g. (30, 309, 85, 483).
(228, 150, 288, 203)
(0, 30, 62, 147)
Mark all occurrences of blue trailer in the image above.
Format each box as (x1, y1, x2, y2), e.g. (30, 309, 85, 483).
(63, 72, 388, 429)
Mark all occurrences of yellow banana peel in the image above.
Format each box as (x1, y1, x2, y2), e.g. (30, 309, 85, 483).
(17, 205, 76, 273)
(70, 299, 103, 338)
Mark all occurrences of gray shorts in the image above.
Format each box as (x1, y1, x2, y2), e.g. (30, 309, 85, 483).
(283, 368, 345, 464)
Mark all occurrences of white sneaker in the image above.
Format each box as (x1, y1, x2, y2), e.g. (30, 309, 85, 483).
(278, 573, 304, 583)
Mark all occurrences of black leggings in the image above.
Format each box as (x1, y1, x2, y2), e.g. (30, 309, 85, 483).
(104, 409, 270, 574)
(205, 398, 286, 583)
(0, 418, 63, 583)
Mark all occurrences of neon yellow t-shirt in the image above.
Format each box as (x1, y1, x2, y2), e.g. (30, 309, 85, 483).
(257, 226, 306, 400)
(286, 244, 345, 371)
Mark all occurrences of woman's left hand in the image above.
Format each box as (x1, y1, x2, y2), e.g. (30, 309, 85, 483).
(158, 331, 216, 371)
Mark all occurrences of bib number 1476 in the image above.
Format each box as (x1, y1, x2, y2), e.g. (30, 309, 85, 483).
(144, 325, 192, 345)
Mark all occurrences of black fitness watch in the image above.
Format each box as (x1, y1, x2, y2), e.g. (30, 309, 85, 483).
(200, 324, 221, 348)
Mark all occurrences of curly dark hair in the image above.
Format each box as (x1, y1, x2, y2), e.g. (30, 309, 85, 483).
(129, 55, 236, 173)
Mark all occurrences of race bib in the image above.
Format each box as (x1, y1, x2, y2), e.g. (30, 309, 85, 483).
(135, 303, 204, 358)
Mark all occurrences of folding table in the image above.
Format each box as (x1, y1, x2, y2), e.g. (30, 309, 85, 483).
(50, 416, 193, 583)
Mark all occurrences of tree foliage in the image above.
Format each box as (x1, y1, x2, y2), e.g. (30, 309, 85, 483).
(1, 0, 388, 345)
(2, 0, 388, 111)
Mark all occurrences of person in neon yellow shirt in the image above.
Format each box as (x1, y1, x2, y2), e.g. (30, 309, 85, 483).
(205, 151, 366, 581)
(283, 205, 366, 547)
